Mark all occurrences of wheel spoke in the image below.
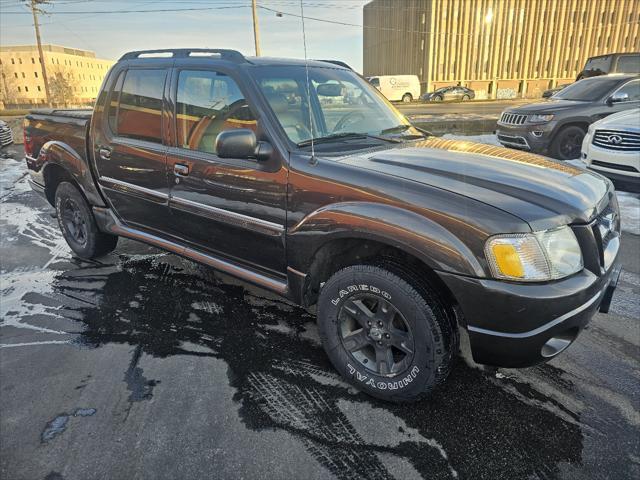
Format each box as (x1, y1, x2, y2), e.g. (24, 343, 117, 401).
(343, 299, 374, 328)
(343, 329, 371, 352)
(390, 328, 414, 355)
(375, 298, 396, 325)
(376, 346, 395, 375)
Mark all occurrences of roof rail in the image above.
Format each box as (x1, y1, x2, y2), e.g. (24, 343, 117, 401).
(119, 48, 247, 63)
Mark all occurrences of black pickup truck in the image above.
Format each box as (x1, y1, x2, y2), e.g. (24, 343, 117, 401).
(24, 49, 621, 402)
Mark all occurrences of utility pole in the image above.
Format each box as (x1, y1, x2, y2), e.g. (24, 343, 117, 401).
(28, 0, 52, 106)
(251, 0, 261, 56)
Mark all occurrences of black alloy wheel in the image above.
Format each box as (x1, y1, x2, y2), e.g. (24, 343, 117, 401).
(551, 125, 586, 160)
(60, 197, 88, 247)
(338, 294, 414, 376)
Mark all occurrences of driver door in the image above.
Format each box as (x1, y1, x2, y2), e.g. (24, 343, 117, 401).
(166, 68, 287, 276)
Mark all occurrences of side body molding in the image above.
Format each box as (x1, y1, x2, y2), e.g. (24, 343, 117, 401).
(37, 140, 107, 207)
(287, 202, 485, 277)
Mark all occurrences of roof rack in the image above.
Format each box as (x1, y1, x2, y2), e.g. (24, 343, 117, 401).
(119, 48, 247, 63)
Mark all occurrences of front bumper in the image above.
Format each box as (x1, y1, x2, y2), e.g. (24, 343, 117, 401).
(439, 261, 621, 367)
(496, 121, 556, 154)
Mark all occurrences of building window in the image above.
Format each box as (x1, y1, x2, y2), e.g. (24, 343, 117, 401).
(21, 72, 25, 78)
(37, 86, 41, 91)
(421, 12, 426, 24)
(17, 87, 21, 92)
(11, 58, 15, 64)
(14, 72, 18, 78)
(19, 58, 22, 64)
(31, 57, 35, 64)
(34, 72, 38, 78)
(25, 86, 29, 92)
(421, 39, 424, 50)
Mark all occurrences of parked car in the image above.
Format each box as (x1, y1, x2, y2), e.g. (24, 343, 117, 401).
(582, 108, 640, 193)
(24, 48, 621, 402)
(0, 120, 14, 148)
(577, 52, 640, 81)
(497, 74, 640, 160)
(366, 75, 420, 102)
(542, 84, 570, 98)
(421, 86, 475, 102)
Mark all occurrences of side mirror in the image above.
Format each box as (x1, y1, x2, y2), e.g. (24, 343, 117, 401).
(216, 129, 273, 161)
(608, 92, 629, 104)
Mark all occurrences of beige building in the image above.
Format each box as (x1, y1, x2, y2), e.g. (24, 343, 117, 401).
(363, 0, 640, 98)
(0, 44, 114, 108)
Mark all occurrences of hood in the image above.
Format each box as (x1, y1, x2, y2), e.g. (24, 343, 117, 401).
(593, 108, 640, 131)
(505, 99, 588, 114)
(341, 137, 611, 231)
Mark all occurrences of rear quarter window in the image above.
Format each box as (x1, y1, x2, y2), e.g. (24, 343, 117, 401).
(616, 55, 640, 74)
(116, 69, 167, 143)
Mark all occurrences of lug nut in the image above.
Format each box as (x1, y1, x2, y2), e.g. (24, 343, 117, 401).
(377, 321, 383, 327)
(367, 321, 371, 326)
(385, 333, 390, 339)
(378, 341, 383, 345)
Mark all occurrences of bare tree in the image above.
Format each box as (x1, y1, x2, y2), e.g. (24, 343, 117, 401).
(48, 66, 79, 107)
(0, 66, 20, 108)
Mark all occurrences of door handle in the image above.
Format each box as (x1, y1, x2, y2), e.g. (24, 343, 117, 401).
(98, 146, 112, 160)
(174, 163, 189, 176)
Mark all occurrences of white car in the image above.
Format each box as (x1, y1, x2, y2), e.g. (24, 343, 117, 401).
(582, 108, 640, 193)
(0, 120, 14, 148)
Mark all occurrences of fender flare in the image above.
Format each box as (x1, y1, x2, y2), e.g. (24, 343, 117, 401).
(288, 202, 485, 278)
(40, 140, 106, 207)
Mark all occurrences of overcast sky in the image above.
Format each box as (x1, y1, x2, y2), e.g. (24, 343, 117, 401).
(0, 0, 368, 71)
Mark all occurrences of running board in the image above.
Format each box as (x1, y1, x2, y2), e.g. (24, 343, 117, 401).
(92, 207, 289, 296)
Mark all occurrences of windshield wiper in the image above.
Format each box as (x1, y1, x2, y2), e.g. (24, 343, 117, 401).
(297, 132, 402, 147)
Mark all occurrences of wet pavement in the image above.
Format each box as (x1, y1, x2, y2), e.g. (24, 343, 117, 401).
(1, 145, 639, 480)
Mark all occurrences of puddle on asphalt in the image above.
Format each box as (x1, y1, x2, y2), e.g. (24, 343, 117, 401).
(13, 253, 584, 479)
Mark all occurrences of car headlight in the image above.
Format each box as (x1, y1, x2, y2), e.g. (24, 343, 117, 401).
(528, 114, 554, 123)
(485, 226, 583, 281)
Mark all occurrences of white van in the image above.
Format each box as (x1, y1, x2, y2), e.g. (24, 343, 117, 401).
(366, 75, 421, 103)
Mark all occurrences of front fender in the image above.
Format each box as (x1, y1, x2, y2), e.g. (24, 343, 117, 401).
(38, 141, 106, 207)
(288, 202, 485, 277)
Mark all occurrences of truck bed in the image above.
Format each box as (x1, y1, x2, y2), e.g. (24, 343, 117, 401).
(25, 108, 93, 161)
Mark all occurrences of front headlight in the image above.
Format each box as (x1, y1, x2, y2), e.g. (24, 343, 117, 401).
(528, 114, 554, 123)
(485, 226, 583, 281)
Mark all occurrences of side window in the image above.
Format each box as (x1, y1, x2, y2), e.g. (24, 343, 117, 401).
(176, 70, 256, 154)
(616, 55, 640, 74)
(107, 71, 124, 133)
(615, 80, 640, 102)
(117, 69, 166, 143)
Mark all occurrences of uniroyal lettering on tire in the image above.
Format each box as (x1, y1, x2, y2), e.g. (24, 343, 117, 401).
(317, 265, 455, 402)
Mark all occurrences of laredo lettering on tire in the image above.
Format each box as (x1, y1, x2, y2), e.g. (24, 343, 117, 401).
(317, 265, 454, 402)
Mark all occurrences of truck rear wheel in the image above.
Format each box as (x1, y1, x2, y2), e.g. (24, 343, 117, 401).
(317, 265, 455, 402)
(55, 181, 118, 259)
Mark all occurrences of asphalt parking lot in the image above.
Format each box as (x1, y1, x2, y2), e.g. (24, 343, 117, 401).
(1, 144, 639, 480)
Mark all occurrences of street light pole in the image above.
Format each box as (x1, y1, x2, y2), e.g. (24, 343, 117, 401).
(251, 0, 261, 56)
(29, 0, 51, 106)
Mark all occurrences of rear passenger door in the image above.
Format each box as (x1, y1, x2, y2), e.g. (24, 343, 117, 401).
(166, 68, 287, 276)
(93, 67, 171, 234)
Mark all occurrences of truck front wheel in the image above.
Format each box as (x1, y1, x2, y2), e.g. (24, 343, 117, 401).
(317, 265, 456, 402)
(55, 181, 118, 259)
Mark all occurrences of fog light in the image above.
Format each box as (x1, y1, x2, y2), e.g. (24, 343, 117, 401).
(531, 130, 544, 138)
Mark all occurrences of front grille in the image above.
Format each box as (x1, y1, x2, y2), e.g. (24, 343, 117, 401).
(499, 112, 528, 125)
(592, 129, 640, 151)
(591, 160, 639, 172)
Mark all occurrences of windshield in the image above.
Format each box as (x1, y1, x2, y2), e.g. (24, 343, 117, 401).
(252, 66, 420, 148)
(553, 77, 623, 101)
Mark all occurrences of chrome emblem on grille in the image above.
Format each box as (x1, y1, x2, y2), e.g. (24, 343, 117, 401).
(607, 134, 623, 145)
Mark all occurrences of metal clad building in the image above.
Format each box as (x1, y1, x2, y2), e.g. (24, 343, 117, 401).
(363, 0, 640, 98)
